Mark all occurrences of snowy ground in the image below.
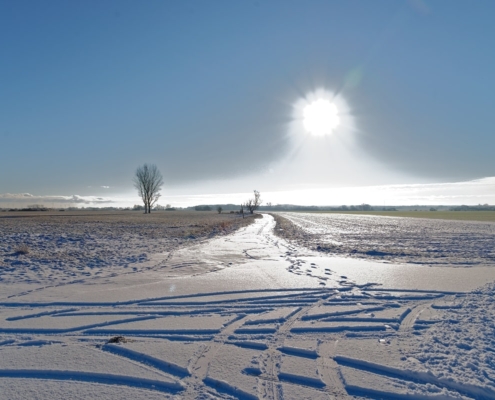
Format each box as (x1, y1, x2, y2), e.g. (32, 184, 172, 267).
(0, 211, 257, 287)
(273, 212, 495, 267)
(1, 213, 495, 399)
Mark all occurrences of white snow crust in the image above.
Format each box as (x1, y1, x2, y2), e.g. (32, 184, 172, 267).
(1, 213, 495, 399)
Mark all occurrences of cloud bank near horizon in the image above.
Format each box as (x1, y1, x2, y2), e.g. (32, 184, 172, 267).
(0, 193, 114, 208)
(2, 177, 494, 209)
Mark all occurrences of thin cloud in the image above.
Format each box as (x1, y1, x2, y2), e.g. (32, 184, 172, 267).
(0, 193, 115, 207)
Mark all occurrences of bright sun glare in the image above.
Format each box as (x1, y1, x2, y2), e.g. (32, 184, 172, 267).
(303, 99, 340, 136)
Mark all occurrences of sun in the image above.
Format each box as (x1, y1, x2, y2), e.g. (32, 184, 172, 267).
(303, 99, 340, 136)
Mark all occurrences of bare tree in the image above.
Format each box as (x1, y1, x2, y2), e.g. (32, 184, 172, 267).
(134, 164, 163, 214)
(245, 190, 262, 214)
(217, 206, 223, 214)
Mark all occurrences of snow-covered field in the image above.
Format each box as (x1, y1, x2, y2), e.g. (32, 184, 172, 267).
(273, 212, 495, 267)
(0, 211, 256, 287)
(1, 212, 495, 399)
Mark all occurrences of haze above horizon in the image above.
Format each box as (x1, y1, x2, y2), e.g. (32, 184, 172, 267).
(1, 1, 494, 207)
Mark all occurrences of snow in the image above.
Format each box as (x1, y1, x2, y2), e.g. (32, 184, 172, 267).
(1, 212, 495, 398)
(206, 344, 261, 399)
(0, 379, 177, 400)
(279, 354, 324, 387)
(276, 212, 495, 267)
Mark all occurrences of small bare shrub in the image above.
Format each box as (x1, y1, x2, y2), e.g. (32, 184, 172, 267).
(219, 221, 228, 230)
(15, 244, 29, 255)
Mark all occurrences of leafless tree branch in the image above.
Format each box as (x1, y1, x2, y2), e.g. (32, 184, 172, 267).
(133, 164, 163, 214)
(245, 190, 262, 214)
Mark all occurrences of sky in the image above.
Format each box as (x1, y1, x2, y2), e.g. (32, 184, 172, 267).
(1, 0, 494, 207)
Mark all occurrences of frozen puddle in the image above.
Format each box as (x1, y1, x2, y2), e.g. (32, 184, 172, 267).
(1, 214, 495, 399)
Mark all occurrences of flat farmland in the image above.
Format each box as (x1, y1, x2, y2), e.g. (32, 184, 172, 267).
(2, 214, 495, 399)
(308, 210, 495, 222)
(273, 212, 495, 267)
(0, 210, 259, 285)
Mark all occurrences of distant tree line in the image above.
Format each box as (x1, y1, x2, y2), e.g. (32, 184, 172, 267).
(6, 204, 49, 212)
(195, 205, 212, 211)
(449, 204, 495, 211)
(254, 204, 376, 212)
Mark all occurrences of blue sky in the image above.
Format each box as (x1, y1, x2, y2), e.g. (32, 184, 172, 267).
(1, 1, 494, 206)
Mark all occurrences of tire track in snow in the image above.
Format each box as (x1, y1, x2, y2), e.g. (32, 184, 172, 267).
(182, 314, 254, 398)
(0, 369, 183, 393)
(318, 341, 351, 399)
(399, 304, 427, 332)
(1, 214, 485, 399)
(257, 294, 332, 399)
